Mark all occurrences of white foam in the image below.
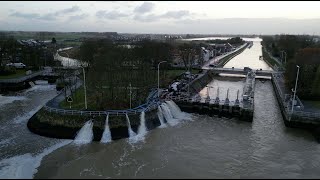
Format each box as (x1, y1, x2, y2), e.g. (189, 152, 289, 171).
(24, 85, 55, 93)
(13, 105, 43, 124)
(0, 140, 72, 179)
(165, 100, 193, 121)
(0, 95, 27, 107)
(100, 115, 112, 144)
(129, 112, 148, 144)
(160, 103, 180, 127)
(73, 120, 94, 145)
(125, 114, 136, 138)
(157, 106, 167, 128)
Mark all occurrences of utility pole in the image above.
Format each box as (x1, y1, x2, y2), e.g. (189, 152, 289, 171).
(157, 61, 167, 98)
(291, 65, 300, 113)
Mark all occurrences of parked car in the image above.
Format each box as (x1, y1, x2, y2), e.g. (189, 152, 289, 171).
(6, 62, 26, 69)
(209, 64, 217, 67)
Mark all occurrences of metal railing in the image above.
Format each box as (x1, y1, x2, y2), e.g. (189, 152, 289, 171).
(43, 99, 160, 116)
(164, 95, 243, 107)
(285, 108, 320, 120)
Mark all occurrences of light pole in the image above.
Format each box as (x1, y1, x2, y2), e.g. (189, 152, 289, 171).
(129, 83, 132, 109)
(291, 65, 300, 113)
(158, 61, 167, 98)
(81, 66, 88, 110)
(281, 50, 287, 65)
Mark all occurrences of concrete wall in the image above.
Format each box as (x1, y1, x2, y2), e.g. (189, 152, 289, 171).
(27, 107, 161, 141)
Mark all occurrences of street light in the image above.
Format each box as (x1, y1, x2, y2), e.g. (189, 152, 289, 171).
(291, 65, 300, 113)
(158, 61, 167, 98)
(81, 65, 88, 110)
(281, 50, 287, 65)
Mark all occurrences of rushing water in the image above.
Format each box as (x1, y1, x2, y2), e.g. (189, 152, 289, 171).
(100, 115, 112, 144)
(0, 82, 72, 178)
(1, 37, 320, 178)
(73, 120, 94, 145)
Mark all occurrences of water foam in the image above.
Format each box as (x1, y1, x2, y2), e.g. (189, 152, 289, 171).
(0, 140, 72, 179)
(165, 100, 192, 121)
(0, 95, 27, 107)
(157, 106, 167, 128)
(100, 115, 112, 143)
(126, 114, 136, 138)
(73, 120, 94, 145)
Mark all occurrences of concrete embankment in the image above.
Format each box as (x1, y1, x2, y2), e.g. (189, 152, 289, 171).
(271, 74, 320, 142)
(216, 43, 250, 67)
(173, 70, 254, 122)
(27, 108, 161, 141)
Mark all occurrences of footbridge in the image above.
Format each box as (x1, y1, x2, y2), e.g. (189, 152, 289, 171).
(209, 67, 274, 76)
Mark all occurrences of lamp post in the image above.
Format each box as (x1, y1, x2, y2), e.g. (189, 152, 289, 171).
(158, 61, 167, 98)
(281, 50, 287, 65)
(291, 65, 300, 113)
(129, 83, 132, 109)
(81, 65, 87, 110)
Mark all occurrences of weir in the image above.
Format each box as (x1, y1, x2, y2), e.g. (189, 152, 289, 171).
(100, 114, 112, 143)
(73, 120, 94, 144)
(126, 114, 136, 138)
(163, 70, 256, 122)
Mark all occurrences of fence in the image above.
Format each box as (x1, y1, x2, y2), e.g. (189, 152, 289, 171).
(43, 99, 160, 116)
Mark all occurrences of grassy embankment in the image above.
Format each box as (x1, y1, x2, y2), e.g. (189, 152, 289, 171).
(0, 69, 30, 79)
(59, 69, 199, 110)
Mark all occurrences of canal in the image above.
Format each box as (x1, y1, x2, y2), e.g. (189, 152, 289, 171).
(0, 38, 319, 178)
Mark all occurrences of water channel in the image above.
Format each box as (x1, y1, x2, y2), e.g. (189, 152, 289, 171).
(0, 38, 319, 178)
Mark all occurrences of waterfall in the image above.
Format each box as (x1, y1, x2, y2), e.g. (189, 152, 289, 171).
(100, 115, 112, 143)
(157, 106, 167, 128)
(165, 100, 183, 119)
(74, 120, 94, 144)
(137, 111, 147, 136)
(126, 114, 136, 138)
(166, 100, 192, 121)
(160, 103, 179, 126)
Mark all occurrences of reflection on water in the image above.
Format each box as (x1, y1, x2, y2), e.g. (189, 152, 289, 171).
(223, 41, 271, 70)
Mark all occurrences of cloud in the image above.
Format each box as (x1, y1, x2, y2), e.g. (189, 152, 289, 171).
(10, 5, 81, 21)
(96, 10, 129, 20)
(133, 14, 160, 22)
(133, 10, 191, 22)
(10, 12, 40, 19)
(54, 5, 80, 15)
(134, 2, 155, 14)
(69, 13, 89, 21)
(161, 10, 190, 19)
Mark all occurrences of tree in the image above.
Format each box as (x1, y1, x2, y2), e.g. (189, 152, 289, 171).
(285, 48, 320, 100)
(51, 37, 56, 44)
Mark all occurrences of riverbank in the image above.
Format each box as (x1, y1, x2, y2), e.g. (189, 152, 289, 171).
(270, 73, 320, 141)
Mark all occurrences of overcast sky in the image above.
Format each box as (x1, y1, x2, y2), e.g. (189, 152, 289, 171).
(1, 1, 320, 34)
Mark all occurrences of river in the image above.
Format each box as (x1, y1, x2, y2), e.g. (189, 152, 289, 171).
(1, 38, 320, 179)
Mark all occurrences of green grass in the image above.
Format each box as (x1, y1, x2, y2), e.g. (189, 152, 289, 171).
(59, 87, 95, 110)
(311, 101, 320, 109)
(60, 69, 200, 110)
(0, 69, 27, 79)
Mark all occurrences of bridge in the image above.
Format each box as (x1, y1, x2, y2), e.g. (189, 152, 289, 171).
(208, 67, 274, 76)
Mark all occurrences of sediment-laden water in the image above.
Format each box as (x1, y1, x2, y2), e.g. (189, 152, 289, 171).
(1, 38, 319, 179)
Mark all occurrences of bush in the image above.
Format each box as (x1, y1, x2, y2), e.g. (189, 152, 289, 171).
(0, 66, 16, 76)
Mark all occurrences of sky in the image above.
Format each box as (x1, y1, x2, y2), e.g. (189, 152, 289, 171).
(1, 1, 320, 34)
